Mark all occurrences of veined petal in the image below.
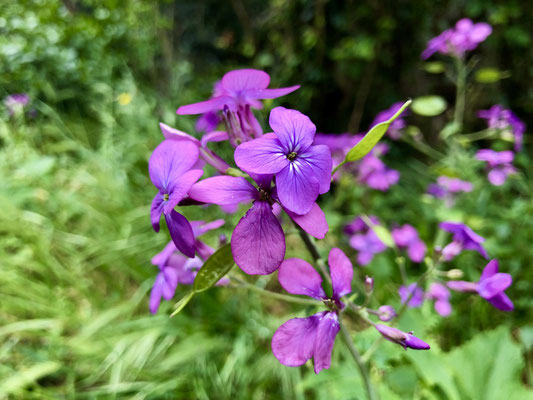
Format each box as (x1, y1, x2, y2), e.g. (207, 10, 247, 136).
(149, 140, 200, 192)
(313, 312, 340, 374)
(278, 258, 326, 299)
(162, 267, 179, 300)
(328, 248, 353, 299)
(159, 122, 200, 145)
(285, 202, 328, 239)
(269, 107, 316, 153)
(151, 240, 176, 267)
(246, 85, 300, 100)
(222, 69, 270, 92)
(165, 169, 204, 213)
(480, 259, 499, 281)
(190, 219, 226, 237)
(150, 193, 165, 232)
(298, 145, 332, 194)
(234, 136, 288, 174)
(276, 163, 320, 215)
(231, 201, 285, 275)
(165, 210, 196, 258)
(177, 96, 234, 115)
(486, 292, 514, 311)
(189, 176, 258, 206)
(477, 273, 512, 299)
(200, 130, 228, 148)
(149, 273, 165, 314)
(272, 314, 320, 367)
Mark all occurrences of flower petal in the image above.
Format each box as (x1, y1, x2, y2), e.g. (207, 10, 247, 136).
(149, 273, 165, 314)
(177, 96, 234, 115)
(313, 312, 340, 374)
(298, 145, 332, 194)
(151, 240, 176, 267)
(278, 258, 325, 299)
(284, 202, 328, 239)
(159, 122, 200, 145)
(447, 281, 478, 292)
(328, 248, 353, 299)
(272, 314, 320, 367)
(407, 240, 426, 263)
(477, 273, 512, 299)
(165, 169, 204, 213)
(247, 86, 300, 100)
(165, 210, 196, 258)
(269, 107, 316, 153)
(150, 192, 164, 232)
(276, 163, 320, 215)
(480, 259, 499, 281)
(222, 69, 270, 92)
(200, 130, 229, 148)
(486, 292, 514, 312)
(162, 267, 179, 300)
(434, 299, 452, 317)
(189, 176, 258, 206)
(231, 201, 286, 275)
(234, 136, 289, 174)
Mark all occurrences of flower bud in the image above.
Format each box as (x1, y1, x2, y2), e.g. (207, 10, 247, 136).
(365, 276, 374, 293)
(378, 305, 396, 321)
(446, 269, 464, 279)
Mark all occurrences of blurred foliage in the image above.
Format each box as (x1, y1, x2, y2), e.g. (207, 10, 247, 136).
(1, 0, 533, 398)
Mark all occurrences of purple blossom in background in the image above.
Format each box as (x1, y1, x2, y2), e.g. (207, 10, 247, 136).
(346, 216, 387, 266)
(440, 221, 488, 261)
(314, 133, 359, 179)
(392, 224, 427, 262)
(149, 140, 204, 258)
(427, 176, 473, 205)
(399, 283, 424, 308)
(476, 149, 516, 186)
(149, 220, 226, 313)
(234, 107, 332, 215)
(272, 248, 353, 373)
(478, 105, 526, 151)
(189, 174, 328, 275)
(426, 283, 452, 316)
(422, 18, 492, 59)
(358, 152, 400, 191)
(447, 259, 514, 311)
(4, 93, 30, 115)
(374, 324, 430, 350)
(377, 305, 397, 322)
(369, 102, 408, 140)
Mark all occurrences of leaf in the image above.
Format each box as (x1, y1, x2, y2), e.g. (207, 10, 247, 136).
(193, 243, 235, 292)
(361, 215, 394, 247)
(345, 99, 411, 162)
(475, 67, 511, 84)
(170, 290, 195, 317)
(423, 61, 445, 74)
(411, 95, 447, 116)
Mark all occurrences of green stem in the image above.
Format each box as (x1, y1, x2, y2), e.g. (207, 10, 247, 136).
(454, 57, 466, 132)
(294, 223, 331, 284)
(339, 317, 378, 400)
(332, 160, 346, 176)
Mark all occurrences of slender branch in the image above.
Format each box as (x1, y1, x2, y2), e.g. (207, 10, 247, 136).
(453, 56, 466, 132)
(339, 317, 378, 400)
(294, 223, 331, 284)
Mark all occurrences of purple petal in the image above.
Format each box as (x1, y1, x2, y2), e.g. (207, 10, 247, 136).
(407, 240, 426, 263)
(284, 202, 328, 239)
(357, 251, 374, 266)
(480, 259, 498, 281)
(151, 240, 176, 267)
(298, 145, 332, 194)
(277, 258, 325, 299)
(272, 314, 319, 367)
(434, 299, 452, 317)
(148, 140, 200, 192)
(231, 201, 286, 275)
(276, 163, 320, 215)
(177, 96, 234, 115)
(165, 210, 196, 258)
(190, 219, 226, 237)
(162, 267, 179, 300)
(222, 69, 270, 92)
(234, 136, 289, 174)
(165, 169, 204, 213)
(486, 292, 514, 311)
(269, 107, 316, 153)
(442, 241, 463, 261)
(150, 193, 164, 232)
(328, 248, 353, 299)
(477, 273, 512, 299)
(159, 122, 200, 145)
(399, 284, 424, 308)
(404, 333, 431, 350)
(149, 274, 165, 314)
(470, 23, 492, 43)
(247, 86, 300, 100)
(447, 280, 478, 292)
(189, 176, 257, 206)
(488, 168, 507, 186)
(200, 130, 229, 148)
(313, 312, 340, 374)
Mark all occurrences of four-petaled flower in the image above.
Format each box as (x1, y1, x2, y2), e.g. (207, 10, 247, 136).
(478, 105, 525, 151)
(399, 283, 425, 308)
(392, 224, 427, 263)
(476, 149, 516, 186)
(235, 107, 332, 215)
(426, 283, 452, 317)
(346, 216, 387, 266)
(439, 221, 488, 261)
(271, 248, 353, 373)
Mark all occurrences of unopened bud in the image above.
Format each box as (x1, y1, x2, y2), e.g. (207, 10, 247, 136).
(219, 234, 228, 246)
(365, 276, 374, 293)
(378, 305, 397, 322)
(447, 269, 464, 279)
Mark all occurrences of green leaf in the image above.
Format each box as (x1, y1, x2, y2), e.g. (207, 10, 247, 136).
(475, 67, 511, 84)
(423, 61, 445, 74)
(411, 95, 447, 116)
(361, 215, 394, 247)
(193, 243, 235, 292)
(345, 99, 411, 162)
(170, 290, 195, 317)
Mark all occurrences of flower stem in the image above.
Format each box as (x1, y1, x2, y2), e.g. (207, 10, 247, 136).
(453, 57, 466, 132)
(294, 223, 332, 284)
(339, 317, 378, 400)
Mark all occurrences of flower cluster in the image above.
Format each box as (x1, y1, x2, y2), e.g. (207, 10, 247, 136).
(427, 176, 473, 206)
(478, 105, 526, 152)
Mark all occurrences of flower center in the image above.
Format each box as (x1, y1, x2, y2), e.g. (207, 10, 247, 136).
(323, 298, 340, 312)
(163, 193, 169, 201)
(258, 188, 270, 202)
(287, 151, 297, 161)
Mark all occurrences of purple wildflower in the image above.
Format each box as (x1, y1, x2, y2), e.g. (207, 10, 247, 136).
(4, 93, 30, 115)
(149, 140, 204, 258)
(422, 18, 492, 59)
(440, 221, 488, 261)
(476, 149, 516, 186)
(478, 105, 526, 151)
(234, 107, 332, 215)
(377, 305, 397, 322)
(189, 174, 328, 275)
(447, 259, 514, 311)
(271, 248, 353, 373)
(399, 283, 425, 308)
(426, 283, 452, 316)
(374, 324, 430, 350)
(314, 133, 360, 179)
(346, 216, 387, 266)
(369, 102, 408, 140)
(392, 224, 427, 263)
(358, 153, 400, 191)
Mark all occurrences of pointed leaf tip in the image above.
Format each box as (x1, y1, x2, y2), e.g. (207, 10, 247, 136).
(193, 243, 235, 292)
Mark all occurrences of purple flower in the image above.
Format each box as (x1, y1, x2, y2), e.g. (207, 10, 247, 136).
(149, 140, 204, 258)
(347, 216, 387, 265)
(271, 248, 353, 373)
(447, 259, 514, 311)
(177, 69, 299, 115)
(476, 149, 516, 186)
(189, 174, 328, 275)
(377, 305, 397, 322)
(440, 221, 488, 261)
(149, 219, 226, 313)
(392, 224, 427, 263)
(234, 107, 332, 215)
(374, 324, 430, 350)
(344, 215, 379, 235)
(314, 133, 360, 179)
(358, 154, 400, 191)
(369, 102, 408, 140)
(426, 283, 452, 316)
(399, 283, 425, 308)
(422, 19, 492, 59)
(195, 111, 221, 133)
(478, 105, 526, 151)
(4, 93, 30, 115)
